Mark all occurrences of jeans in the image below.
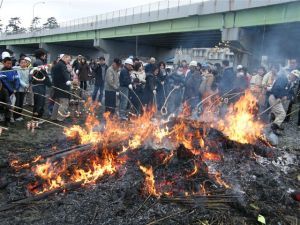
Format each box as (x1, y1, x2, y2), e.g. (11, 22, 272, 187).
(14, 92, 25, 119)
(105, 90, 116, 114)
(33, 94, 45, 119)
(119, 86, 129, 118)
(92, 84, 104, 102)
(80, 81, 87, 90)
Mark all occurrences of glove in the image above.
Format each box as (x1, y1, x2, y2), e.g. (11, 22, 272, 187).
(116, 92, 120, 96)
(161, 81, 164, 85)
(128, 84, 133, 90)
(76, 70, 79, 74)
(266, 86, 272, 91)
(66, 81, 72, 86)
(153, 90, 157, 95)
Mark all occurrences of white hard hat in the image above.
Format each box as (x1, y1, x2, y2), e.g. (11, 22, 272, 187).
(1, 51, 10, 59)
(150, 57, 156, 63)
(291, 70, 300, 78)
(24, 57, 32, 63)
(124, 58, 133, 66)
(59, 54, 65, 60)
(237, 65, 243, 70)
(189, 61, 197, 67)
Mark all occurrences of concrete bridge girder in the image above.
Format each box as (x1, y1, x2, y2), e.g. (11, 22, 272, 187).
(93, 38, 175, 63)
(40, 42, 104, 62)
(6, 44, 39, 59)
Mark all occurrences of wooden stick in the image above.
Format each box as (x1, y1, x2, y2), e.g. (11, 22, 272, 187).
(146, 208, 189, 225)
(0, 181, 83, 212)
(52, 86, 82, 100)
(132, 194, 152, 217)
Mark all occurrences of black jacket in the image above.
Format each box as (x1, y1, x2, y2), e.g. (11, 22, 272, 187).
(33, 58, 45, 67)
(119, 67, 131, 87)
(184, 71, 202, 101)
(94, 64, 108, 86)
(144, 73, 160, 105)
(166, 72, 185, 92)
(219, 67, 236, 95)
(51, 60, 71, 99)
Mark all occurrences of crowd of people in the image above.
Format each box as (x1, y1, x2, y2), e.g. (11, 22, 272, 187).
(0, 48, 299, 139)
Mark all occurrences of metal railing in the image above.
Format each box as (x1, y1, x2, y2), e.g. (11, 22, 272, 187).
(0, 0, 204, 39)
(0, 0, 295, 40)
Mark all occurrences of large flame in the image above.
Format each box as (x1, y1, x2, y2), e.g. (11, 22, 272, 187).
(23, 92, 264, 196)
(217, 91, 263, 144)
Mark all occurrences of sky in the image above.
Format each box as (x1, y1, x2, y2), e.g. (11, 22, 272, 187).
(0, 0, 156, 28)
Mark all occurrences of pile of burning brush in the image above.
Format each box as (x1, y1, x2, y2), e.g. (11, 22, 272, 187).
(6, 91, 272, 200)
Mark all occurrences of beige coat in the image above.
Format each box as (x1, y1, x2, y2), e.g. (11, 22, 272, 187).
(199, 73, 214, 95)
(250, 74, 264, 105)
(104, 66, 119, 91)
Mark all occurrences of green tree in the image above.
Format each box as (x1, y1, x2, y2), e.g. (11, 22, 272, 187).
(30, 17, 42, 32)
(5, 17, 26, 34)
(43, 17, 59, 29)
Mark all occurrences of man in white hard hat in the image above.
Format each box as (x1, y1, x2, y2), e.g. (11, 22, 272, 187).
(119, 58, 133, 120)
(24, 57, 32, 68)
(145, 57, 156, 74)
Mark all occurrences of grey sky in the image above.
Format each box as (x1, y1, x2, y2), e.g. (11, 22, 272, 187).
(0, 0, 156, 27)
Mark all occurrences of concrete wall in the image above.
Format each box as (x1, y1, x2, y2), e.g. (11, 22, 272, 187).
(94, 39, 174, 63)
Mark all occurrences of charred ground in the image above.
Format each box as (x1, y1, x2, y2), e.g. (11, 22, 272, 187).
(0, 108, 299, 225)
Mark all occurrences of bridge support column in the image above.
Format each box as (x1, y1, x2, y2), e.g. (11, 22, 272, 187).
(222, 28, 262, 69)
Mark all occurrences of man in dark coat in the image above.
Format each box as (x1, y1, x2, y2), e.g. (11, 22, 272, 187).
(183, 61, 202, 112)
(33, 49, 47, 67)
(119, 58, 133, 120)
(92, 56, 108, 102)
(268, 71, 289, 134)
(165, 66, 185, 115)
(218, 60, 235, 96)
(0, 80, 11, 126)
(50, 54, 72, 121)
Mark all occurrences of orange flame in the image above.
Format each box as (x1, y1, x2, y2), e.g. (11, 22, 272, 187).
(218, 90, 263, 144)
(139, 165, 159, 197)
(214, 172, 230, 189)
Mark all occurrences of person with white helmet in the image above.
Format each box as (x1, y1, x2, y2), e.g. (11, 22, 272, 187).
(145, 57, 156, 74)
(0, 51, 11, 70)
(119, 58, 133, 120)
(183, 61, 203, 112)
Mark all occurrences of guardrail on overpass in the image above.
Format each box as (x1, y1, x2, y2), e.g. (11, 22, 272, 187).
(0, 0, 297, 40)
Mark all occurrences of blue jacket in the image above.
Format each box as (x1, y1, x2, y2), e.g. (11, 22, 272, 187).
(0, 68, 20, 95)
(119, 67, 131, 87)
(218, 67, 235, 95)
(270, 74, 289, 99)
(145, 63, 155, 74)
